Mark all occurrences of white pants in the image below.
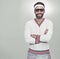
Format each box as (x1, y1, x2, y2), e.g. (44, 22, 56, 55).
(27, 52, 51, 59)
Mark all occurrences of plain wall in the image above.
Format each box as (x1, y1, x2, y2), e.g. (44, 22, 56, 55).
(0, 0, 60, 59)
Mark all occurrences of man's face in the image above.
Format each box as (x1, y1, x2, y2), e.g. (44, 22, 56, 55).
(34, 6, 45, 19)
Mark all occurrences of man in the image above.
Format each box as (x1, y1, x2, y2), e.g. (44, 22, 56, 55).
(24, 2, 53, 59)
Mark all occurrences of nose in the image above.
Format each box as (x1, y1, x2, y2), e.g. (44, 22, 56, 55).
(38, 10, 42, 13)
(38, 10, 41, 12)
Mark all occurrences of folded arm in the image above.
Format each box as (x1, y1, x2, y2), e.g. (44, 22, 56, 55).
(24, 21, 53, 44)
(40, 21, 53, 43)
(24, 23, 36, 44)
(31, 21, 53, 43)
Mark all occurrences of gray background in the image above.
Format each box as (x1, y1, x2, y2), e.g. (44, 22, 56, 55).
(0, 0, 60, 59)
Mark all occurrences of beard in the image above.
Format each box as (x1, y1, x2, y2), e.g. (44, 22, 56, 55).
(35, 13, 44, 19)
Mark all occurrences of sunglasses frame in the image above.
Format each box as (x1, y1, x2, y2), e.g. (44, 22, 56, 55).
(35, 9, 45, 12)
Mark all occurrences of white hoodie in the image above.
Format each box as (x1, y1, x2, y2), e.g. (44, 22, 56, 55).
(24, 18, 53, 51)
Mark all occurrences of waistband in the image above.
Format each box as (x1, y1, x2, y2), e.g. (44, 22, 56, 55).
(28, 48, 50, 54)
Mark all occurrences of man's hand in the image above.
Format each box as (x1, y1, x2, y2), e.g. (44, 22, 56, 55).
(31, 34, 40, 39)
(31, 34, 40, 44)
(35, 35, 40, 44)
(44, 29, 48, 34)
(31, 34, 37, 39)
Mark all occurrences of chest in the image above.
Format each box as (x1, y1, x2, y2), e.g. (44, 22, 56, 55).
(30, 21, 48, 34)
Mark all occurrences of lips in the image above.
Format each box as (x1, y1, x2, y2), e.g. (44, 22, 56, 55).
(36, 13, 43, 16)
(37, 13, 43, 15)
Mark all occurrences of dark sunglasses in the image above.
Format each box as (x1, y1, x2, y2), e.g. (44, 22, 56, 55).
(35, 9, 44, 12)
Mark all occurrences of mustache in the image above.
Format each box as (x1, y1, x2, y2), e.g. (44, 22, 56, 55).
(36, 13, 43, 15)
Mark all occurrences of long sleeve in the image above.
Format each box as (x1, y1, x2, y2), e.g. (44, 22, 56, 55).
(40, 21, 53, 42)
(24, 22, 35, 44)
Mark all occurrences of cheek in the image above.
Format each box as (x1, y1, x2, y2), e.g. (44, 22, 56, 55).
(34, 11, 39, 14)
(34, 11, 36, 14)
(34, 11, 37, 15)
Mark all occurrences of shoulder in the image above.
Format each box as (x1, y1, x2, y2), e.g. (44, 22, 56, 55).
(45, 18, 53, 25)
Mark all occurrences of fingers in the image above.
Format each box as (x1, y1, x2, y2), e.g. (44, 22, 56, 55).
(31, 34, 37, 39)
(44, 29, 48, 34)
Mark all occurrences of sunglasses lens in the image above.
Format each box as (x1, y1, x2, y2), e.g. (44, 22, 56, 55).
(35, 9, 44, 12)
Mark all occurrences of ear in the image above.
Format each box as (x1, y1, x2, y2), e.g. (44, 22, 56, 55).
(34, 9, 35, 14)
(44, 9, 45, 13)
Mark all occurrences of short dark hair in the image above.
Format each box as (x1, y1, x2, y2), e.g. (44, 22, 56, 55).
(34, 2, 45, 7)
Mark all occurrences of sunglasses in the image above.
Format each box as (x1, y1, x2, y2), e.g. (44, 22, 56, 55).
(35, 9, 44, 12)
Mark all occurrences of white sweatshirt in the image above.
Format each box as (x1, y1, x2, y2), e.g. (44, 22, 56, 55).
(24, 18, 53, 51)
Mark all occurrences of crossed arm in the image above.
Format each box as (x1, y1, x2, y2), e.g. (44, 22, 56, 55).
(24, 22, 53, 44)
(31, 29, 48, 44)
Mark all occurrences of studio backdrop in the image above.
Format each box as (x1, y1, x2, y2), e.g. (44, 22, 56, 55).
(0, 0, 60, 59)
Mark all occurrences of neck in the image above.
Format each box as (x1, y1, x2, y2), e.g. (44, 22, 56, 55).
(36, 17, 43, 21)
(34, 17, 45, 27)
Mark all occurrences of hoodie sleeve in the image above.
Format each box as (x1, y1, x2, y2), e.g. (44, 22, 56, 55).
(40, 21, 53, 42)
(24, 22, 35, 44)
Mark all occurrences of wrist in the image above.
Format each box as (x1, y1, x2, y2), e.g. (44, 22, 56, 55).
(35, 35, 40, 44)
